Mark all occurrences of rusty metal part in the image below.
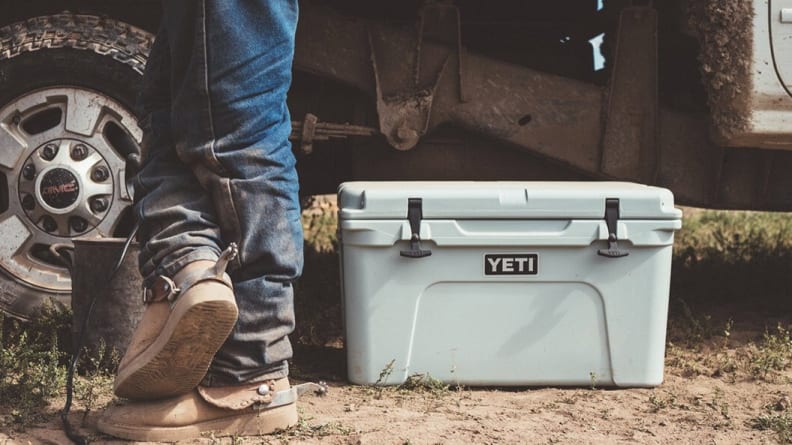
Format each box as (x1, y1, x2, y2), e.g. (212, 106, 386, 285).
(299, 113, 318, 154)
(295, 1, 603, 170)
(293, 0, 792, 210)
(289, 115, 378, 151)
(368, 1, 463, 151)
(600, 6, 658, 183)
(420, 2, 465, 103)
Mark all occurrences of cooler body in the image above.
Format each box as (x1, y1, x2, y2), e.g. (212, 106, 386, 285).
(337, 182, 682, 387)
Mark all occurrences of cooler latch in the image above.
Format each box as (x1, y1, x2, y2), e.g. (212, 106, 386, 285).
(400, 198, 432, 258)
(597, 198, 629, 258)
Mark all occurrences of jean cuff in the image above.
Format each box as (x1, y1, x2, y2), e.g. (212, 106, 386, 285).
(201, 361, 290, 387)
(142, 246, 221, 288)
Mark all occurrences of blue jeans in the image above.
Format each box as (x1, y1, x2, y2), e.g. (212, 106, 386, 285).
(133, 0, 303, 385)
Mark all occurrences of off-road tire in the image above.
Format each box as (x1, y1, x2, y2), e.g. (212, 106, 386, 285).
(0, 14, 152, 320)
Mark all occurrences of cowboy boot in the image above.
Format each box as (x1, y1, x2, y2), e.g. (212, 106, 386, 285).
(113, 244, 239, 400)
(98, 377, 299, 441)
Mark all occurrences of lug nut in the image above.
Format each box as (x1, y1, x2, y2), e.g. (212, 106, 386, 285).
(22, 164, 36, 180)
(42, 216, 57, 233)
(91, 166, 109, 182)
(71, 144, 88, 161)
(21, 194, 35, 211)
(90, 197, 108, 213)
(41, 143, 58, 161)
(70, 217, 88, 232)
(11, 114, 21, 125)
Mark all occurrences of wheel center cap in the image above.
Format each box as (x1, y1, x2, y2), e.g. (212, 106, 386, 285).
(39, 168, 80, 209)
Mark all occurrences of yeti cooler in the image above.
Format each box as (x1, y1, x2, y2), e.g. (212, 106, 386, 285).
(338, 181, 682, 387)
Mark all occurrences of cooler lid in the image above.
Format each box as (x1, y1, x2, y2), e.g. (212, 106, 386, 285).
(338, 181, 682, 220)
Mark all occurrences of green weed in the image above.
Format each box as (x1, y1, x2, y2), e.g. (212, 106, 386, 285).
(301, 197, 338, 254)
(72, 340, 117, 422)
(375, 359, 395, 385)
(398, 373, 449, 396)
(751, 411, 792, 443)
(708, 388, 730, 421)
(667, 298, 719, 346)
(0, 303, 69, 428)
(589, 372, 598, 390)
(749, 324, 792, 379)
(277, 409, 355, 441)
(648, 392, 677, 413)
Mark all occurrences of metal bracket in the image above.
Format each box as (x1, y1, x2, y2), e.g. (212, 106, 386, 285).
(600, 4, 658, 183)
(400, 198, 432, 258)
(254, 381, 328, 411)
(289, 114, 378, 152)
(369, 1, 463, 151)
(597, 198, 629, 258)
(300, 113, 318, 155)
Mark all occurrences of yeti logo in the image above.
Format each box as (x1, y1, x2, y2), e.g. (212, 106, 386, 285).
(484, 254, 538, 275)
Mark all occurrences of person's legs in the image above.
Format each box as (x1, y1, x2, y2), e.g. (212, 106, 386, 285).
(125, 0, 301, 390)
(111, 11, 241, 400)
(182, 0, 303, 386)
(99, 0, 302, 438)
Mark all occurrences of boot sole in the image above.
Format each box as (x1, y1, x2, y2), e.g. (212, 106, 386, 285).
(113, 286, 238, 400)
(97, 402, 298, 441)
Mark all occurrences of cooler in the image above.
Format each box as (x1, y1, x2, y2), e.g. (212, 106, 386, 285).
(337, 181, 682, 387)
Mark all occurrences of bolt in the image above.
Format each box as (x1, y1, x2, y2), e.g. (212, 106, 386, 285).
(392, 125, 419, 150)
(41, 143, 58, 161)
(71, 144, 88, 161)
(21, 194, 35, 211)
(70, 217, 88, 232)
(395, 126, 418, 143)
(91, 166, 109, 182)
(90, 197, 108, 213)
(42, 216, 57, 233)
(11, 114, 21, 125)
(22, 164, 36, 180)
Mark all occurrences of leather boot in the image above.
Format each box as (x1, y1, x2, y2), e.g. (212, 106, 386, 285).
(98, 377, 297, 441)
(113, 244, 239, 400)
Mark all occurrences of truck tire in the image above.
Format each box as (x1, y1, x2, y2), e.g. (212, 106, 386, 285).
(0, 14, 151, 319)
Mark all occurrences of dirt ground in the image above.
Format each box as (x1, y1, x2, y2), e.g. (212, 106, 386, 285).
(1, 341, 790, 445)
(2, 304, 791, 444)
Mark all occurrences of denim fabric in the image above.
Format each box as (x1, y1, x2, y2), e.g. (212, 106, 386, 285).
(134, 0, 302, 385)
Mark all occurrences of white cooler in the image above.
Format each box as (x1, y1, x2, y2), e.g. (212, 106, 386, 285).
(337, 181, 682, 387)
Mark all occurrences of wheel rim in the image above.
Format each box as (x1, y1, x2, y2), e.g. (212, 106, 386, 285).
(0, 87, 141, 293)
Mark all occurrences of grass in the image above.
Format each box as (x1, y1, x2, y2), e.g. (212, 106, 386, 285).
(752, 411, 792, 444)
(749, 324, 792, 380)
(648, 391, 678, 413)
(0, 302, 69, 428)
(275, 408, 355, 442)
(0, 302, 118, 430)
(665, 209, 792, 384)
(672, 210, 792, 310)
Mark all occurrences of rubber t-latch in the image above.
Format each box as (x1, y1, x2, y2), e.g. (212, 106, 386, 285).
(597, 198, 629, 258)
(400, 197, 432, 258)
